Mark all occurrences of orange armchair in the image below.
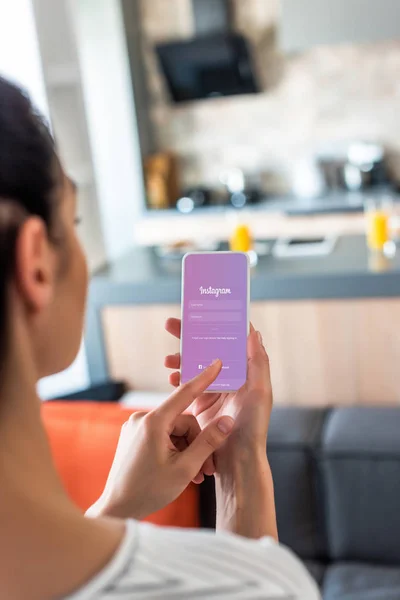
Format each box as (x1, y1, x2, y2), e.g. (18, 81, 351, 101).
(42, 402, 200, 528)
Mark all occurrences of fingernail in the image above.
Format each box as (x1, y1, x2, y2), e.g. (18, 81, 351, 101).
(257, 331, 263, 346)
(217, 416, 235, 434)
(210, 359, 221, 368)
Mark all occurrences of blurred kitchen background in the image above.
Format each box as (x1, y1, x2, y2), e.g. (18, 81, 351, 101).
(3, 0, 400, 402)
(138, 0, 400, 217)
(6, 7, 400, 594)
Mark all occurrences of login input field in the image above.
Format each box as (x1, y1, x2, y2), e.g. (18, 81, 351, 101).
(189, 300, 242, 310)
(189, 312, 241, 323)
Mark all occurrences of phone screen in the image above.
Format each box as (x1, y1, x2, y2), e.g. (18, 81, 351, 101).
(181, 252, 249, 392)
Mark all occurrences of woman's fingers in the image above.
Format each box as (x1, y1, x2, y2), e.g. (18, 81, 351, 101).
(164, 320, 181, 386)
(169, 371, 180, 387)
(171, 415, 214, 481)
(165, 353, 181, 369)
(247, 328, 269, 367)
(181, 416, 235, 478)
(171, 414, 201, 439)
(192, 392, 223, 418)
(156, 359, 222, 422)
(201, 456, 216, 477)
(165, 318, 181, 340)
(246, 328, 272, 398)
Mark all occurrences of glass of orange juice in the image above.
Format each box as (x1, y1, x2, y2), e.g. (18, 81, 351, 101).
(229, 224, 253, 252)
(364, 197, 392, 252)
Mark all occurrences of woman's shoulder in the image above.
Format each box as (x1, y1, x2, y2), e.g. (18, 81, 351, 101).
(67, 520, 320, 599)
(126, 520, 319, 599)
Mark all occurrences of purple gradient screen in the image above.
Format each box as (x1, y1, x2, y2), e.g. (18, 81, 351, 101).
(181, 252, 248, 391)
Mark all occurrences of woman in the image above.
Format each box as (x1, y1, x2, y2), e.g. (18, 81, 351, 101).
(0, 76, 319, 599)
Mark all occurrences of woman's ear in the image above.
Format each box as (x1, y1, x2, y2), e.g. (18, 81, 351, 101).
(14, 217, 56, 312)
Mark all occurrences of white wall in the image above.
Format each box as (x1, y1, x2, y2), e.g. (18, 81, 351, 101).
(1, 0, 146, 396)
(70, 0, 146, 260)
(0, 0, 90, 398)
(32, 0, 108, 273)
(0, 0, 48, 115)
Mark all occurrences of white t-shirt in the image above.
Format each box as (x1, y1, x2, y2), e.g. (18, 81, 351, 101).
(66, 520, 320, 599)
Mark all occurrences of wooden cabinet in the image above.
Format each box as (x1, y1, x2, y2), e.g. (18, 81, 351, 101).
(102, 299, 400, 405)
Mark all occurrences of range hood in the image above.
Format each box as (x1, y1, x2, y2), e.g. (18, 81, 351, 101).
(156, 0, 259, 104)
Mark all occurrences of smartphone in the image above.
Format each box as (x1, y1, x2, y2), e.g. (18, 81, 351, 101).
(181, 252, 250, 392)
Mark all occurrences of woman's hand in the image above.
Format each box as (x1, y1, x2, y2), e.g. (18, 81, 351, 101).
(86, 360, 235, 521)
(165, 319, 272, 453)
(165, 319, 278, 540)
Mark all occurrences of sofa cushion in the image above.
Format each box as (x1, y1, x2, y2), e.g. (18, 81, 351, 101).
(267, 407, 328, 560)
(304, 561, 326, 587)
(323, 563, 400, 600)
(321, 408, 400, 563)
(42, 402, 200, 529)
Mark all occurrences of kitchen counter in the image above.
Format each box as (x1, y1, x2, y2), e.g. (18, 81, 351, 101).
(90, 235, 400, 304)
(86, 235, 400, 385)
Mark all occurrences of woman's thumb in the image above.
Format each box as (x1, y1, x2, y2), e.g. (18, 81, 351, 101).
(181, 417, 235, 475)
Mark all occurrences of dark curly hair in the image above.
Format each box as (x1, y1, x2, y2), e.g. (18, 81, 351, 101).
(0, 76, 60, 365)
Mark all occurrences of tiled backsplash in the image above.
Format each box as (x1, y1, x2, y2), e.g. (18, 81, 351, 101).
(139, 0, 400, 192)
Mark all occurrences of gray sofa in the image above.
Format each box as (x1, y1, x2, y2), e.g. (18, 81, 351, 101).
(200, 407, 400, 599)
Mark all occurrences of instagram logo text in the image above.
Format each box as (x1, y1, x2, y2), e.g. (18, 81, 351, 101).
(199, 286, 231, 298)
